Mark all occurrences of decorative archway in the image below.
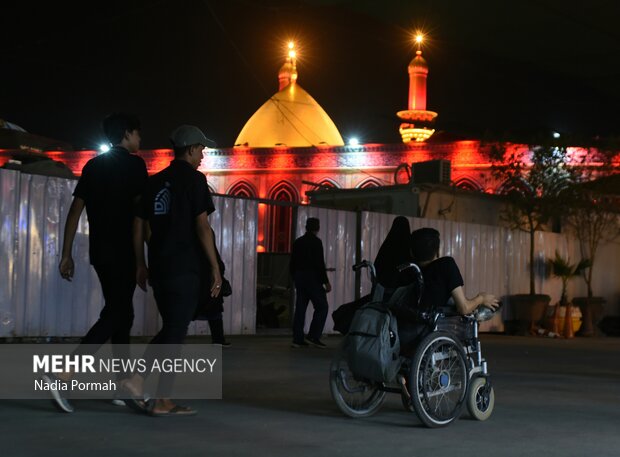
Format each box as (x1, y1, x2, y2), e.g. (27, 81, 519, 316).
(317, 178, 340, 189)
(267, 181, 299, 253)
(356, 178, 382, 189)
(454, 177, 483, 192)
(227, 180, 257, 198)
(497, 177, 531, 196)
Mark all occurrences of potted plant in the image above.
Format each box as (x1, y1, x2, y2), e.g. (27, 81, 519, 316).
(490, 144, 580, 334)
(547, 251, 590, 336)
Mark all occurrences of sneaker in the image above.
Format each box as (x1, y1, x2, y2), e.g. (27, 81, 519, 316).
(291, 341, 309, 348)
(306, 337, 327, 349)
(213, 341, 232, 347)
(111, 392, 126, 406)
(41, 373, 74, 413)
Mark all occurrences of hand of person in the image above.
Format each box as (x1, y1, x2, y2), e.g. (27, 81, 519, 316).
(324, 283, 332, 293)
(59, 256, 75, 281)
(210, 271, 223, 298)
(136, 265, 149, 291)
(480, 293, 499, 310)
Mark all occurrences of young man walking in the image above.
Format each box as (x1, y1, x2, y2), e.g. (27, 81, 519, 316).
(122, 124, 222, 416)
(49, 113, 148, 412)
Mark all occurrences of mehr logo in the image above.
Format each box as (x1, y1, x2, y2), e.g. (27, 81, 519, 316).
(154, 182, 171, 216)
(34, 355, 96, 373)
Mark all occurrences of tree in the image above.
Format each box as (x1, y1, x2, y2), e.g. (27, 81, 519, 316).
(565, 163, 620, 298)
(490, 144, 581, 295)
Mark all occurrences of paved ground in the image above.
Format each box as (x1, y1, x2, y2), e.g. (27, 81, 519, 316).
(2, 335, 619, 457)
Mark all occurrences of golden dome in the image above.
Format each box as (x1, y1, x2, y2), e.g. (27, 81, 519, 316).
(234, 83, 344, 148)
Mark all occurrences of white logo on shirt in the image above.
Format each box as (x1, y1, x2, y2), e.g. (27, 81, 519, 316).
(154, 186, 171, 216)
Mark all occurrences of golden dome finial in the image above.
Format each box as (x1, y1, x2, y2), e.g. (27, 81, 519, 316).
(414, 32, 424, 53)
(278, 40, 298, 90)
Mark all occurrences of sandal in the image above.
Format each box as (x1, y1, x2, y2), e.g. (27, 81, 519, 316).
(118, 380, 149, 414)
(148, 404, 197, 417)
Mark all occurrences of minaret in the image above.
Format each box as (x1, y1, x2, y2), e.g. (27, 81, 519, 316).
(397, 33, 438, 142)
(278, 41, 298, 90)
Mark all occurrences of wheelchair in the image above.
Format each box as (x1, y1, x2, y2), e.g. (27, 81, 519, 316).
(329, 260, 497, 428)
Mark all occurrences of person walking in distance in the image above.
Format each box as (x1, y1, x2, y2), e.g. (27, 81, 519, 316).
(48, 113, 147, 413)
(289, 217, 331, 348)
(122, 124, 222, 416)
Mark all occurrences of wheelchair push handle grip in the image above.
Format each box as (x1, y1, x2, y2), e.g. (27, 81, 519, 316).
(396, 262, 422, 273)
(352, 260, 370, 272)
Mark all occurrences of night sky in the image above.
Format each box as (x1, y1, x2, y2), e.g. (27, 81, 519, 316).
(1, 0, 619, 149)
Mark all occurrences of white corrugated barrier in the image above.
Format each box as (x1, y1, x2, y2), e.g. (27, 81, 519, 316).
(360, 212, 620, 331)
(0, 169, 257, 338)
(2, 168, 618, 338)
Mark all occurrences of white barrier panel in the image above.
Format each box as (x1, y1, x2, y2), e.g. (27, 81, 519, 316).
(360, 212, 620, 331)
(0, 169, 257, 338)
(295, 206, 358, 334)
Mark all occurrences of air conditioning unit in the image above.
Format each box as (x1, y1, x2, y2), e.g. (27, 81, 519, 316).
(411, 159, 451, 185)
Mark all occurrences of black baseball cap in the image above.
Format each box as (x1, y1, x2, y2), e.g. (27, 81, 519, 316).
(169, 125, 216, 148)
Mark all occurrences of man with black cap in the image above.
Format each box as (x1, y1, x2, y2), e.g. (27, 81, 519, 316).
(122, 125, 222, 416)
(289, 217, 331, 348)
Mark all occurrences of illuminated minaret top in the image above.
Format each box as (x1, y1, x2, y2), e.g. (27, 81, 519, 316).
(396, 33, 438, 142)
(278, 41, 298, 90)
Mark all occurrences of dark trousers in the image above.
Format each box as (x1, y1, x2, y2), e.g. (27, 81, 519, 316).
(204, 311, 226, 344)
(74, 263, 136, 376)
(292, 272, 329, 343)
(143, 273, 199, 397)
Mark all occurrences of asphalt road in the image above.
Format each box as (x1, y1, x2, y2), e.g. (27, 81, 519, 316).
(2, 335, 619, 457)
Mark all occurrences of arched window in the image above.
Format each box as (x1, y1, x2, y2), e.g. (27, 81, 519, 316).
(317, 178, 340, 189)
(357, 178, 382, 189)
(268, 181, 299, 253)
(227, 180, 257, 198)
(454, 178, 483, 192)
(497, 178, 531, 196)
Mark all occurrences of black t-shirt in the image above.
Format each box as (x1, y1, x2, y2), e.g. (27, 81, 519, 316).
(419, 257, 464, 312)
(137, 160, 215, 280)
(289, 233, 329, 284)
(73, 147, 148, 266)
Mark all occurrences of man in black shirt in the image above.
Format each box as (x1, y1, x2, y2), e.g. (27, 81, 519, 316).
(396, 228, 499, 357)
(122, 125, 222, 416)
(50, 113, 148, 413)
(410, 228, 499, 315)
(289, 217, 331, 348)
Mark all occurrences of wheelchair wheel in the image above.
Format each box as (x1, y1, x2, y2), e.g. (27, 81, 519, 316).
(329, 349, 386, 418)
(467, 376, 495, 421)
(409, 331, 468, 428)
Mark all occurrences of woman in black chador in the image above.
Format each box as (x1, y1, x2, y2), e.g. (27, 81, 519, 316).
(374, 216, 413, 298)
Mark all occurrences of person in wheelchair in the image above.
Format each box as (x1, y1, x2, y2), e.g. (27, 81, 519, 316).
(392, 227, 499, 354)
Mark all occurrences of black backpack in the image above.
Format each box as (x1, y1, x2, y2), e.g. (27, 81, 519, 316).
(345, 302, 401, 383)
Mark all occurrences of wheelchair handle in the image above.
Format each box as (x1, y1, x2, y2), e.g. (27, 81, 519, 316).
(352, 260, 377, 286)
(352, 260, 371, 272)
(396, 262, 422, 274)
